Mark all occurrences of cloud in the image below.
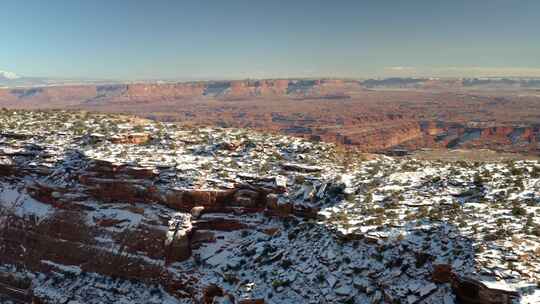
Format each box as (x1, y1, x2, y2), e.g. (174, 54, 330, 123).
(384, 66, 417, 72)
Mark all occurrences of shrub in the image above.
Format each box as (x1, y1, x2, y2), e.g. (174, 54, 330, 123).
(272, 279, 290, 289)
(280, 259, 293, 269)
(511, 205, 527, 217)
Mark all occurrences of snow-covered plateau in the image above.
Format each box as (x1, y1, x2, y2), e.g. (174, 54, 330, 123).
(0, 110, 538, 304)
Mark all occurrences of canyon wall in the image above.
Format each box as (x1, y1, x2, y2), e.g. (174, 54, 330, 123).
(0, 79, 351, 102)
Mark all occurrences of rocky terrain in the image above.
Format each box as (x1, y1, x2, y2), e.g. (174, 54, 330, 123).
(1, 78, 540, 156)
(0, 109, 539, 303)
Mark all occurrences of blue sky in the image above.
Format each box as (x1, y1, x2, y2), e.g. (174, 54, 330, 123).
(1, 0, 539, 79)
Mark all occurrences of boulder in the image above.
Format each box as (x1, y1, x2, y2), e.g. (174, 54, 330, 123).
(191, 206, 205, 219)
(202, 284, 224, 304)
(232, 189, 261, 207)
(164, 213, 193, 263)
(0, 157, 16, 177)
(217, 141, 241, 151)
(451, 277, 519, 304)
(26, 182, 64, 207)
(432, 264, 453, 283)
(110, 133, 151, 145)
(265, 194, 292, 216)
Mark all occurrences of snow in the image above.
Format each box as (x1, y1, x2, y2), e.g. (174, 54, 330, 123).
(0, 184, 53, 218)
(88, 205, 144, 229)
(0, 70, 20, 80)
(1, 110, 539, 303)
(41, 260, 82, 275)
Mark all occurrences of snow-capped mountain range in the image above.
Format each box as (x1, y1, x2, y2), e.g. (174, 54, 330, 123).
(0, 70, 20, 80)
(0, 70, 126, 88)
(0, 70, 46, 87)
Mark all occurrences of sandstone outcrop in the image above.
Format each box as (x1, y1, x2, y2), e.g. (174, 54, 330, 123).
(452, 277, 519, 304)
(165, 213, 193, 263)
(431, 264, 519, 304)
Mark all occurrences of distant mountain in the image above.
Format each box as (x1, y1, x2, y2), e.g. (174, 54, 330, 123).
(0, 70, 45, 87)
(362, 77, 427, 88)
(462, 78, 540, 88)
(0, 70, 121, 88)
(0, 70, 21, 81)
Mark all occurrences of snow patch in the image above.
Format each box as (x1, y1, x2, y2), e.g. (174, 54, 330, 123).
(0, 184, 54, 218)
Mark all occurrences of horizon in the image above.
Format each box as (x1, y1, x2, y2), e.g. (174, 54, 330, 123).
(4, 73, 540, 87)
(2, 0, 540, 80)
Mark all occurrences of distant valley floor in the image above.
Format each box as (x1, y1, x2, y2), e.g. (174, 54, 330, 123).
(1, 79, 540, 156)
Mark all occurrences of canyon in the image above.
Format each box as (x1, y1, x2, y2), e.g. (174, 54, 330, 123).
(1, 78, 540, 156)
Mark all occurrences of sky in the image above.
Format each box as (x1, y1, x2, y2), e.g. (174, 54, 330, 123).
(1, 0, 540, 80)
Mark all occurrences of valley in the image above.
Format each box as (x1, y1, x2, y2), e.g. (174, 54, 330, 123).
(1, 78, 540, 156)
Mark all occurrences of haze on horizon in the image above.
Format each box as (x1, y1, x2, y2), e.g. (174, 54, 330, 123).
(1, 0, 539, 80)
